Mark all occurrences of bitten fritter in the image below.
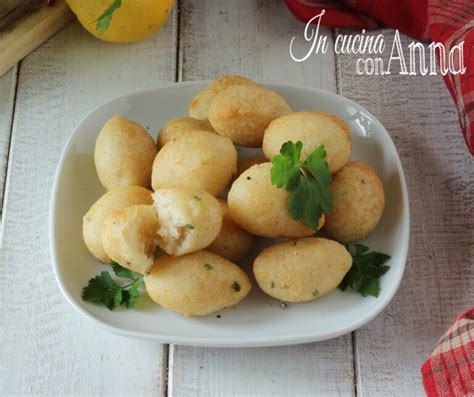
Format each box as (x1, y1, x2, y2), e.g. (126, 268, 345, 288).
(83, 186, 153, 263)
(152, 188, 223, 256)
(102, 205, 159, 274)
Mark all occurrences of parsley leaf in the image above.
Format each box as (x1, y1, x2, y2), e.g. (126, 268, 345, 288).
(339, 244, 391, 297)
(82, 263, 144, 310)
(122, 278, 144, 309)
(81, 271, 122, 310)
(111, 261, 140, 281)
(270, 141, 332, 229)
(95, 0, 122, 34)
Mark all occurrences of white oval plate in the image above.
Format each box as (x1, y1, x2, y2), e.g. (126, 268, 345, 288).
(50, 81, 409, 347)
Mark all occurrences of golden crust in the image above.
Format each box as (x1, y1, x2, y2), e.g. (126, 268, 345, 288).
(151, 130, 237, 195)
(253, 238, 352, 302)
(157, 116, 215, 149)
(82, 186, 153, 263)
(324, 161, 385, 243)
(95, 116, 157, 190)
(262, 110, 351, 173)
(144, 251, 251, 317)
(227, 163, 324, 238)
(208, 85, 292, 147)
(102, 205, 159, 274)
(189, 75, 260, 120)
(207, 200, 255, 262)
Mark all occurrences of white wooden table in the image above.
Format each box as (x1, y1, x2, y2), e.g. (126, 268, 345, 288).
(1, 1, 472, 396)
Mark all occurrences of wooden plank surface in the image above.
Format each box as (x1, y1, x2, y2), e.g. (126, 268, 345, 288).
(0, 65, 17, 226)
(336, 29, 474, 396)
(0, 0, 75, 77)
(1, 2, 472, 396)
(170, 2, 355, 396)
(0, 13, 177, 394)
(169, 343, 354, 396)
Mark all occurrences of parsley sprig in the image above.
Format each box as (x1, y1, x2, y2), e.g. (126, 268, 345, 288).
(339, 244, 391, 297)
(95, 0, 122, 33)
(82, 262, 144, 310)
(271, 141, 332, 229)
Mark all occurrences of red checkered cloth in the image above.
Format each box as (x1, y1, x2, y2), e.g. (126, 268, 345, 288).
(421, 308, 474, 396)
(285, 0, 474, 154)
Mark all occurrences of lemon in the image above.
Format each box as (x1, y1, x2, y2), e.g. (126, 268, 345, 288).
(67, 0, 174, 43)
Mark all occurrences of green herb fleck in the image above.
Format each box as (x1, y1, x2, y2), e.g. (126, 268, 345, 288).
(203, 263, 213, 271)
(82, 262, 144, 310)
(271, 281, 275, 288)
(95, 0, 122, 34)
(270, 141, 332, 229)
(193, 195, 202, 201)
(231, 281, 241, 292)
(339, 244, 391, 298)
(186, 224, 195, 230)
(312, 289, 320, 297)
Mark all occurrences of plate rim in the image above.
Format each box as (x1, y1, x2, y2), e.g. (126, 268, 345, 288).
(49, 80, 410, 347)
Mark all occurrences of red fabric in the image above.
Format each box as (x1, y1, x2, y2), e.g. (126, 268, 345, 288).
(421, 308, 474, 397)
(285, 0, 474, 154)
